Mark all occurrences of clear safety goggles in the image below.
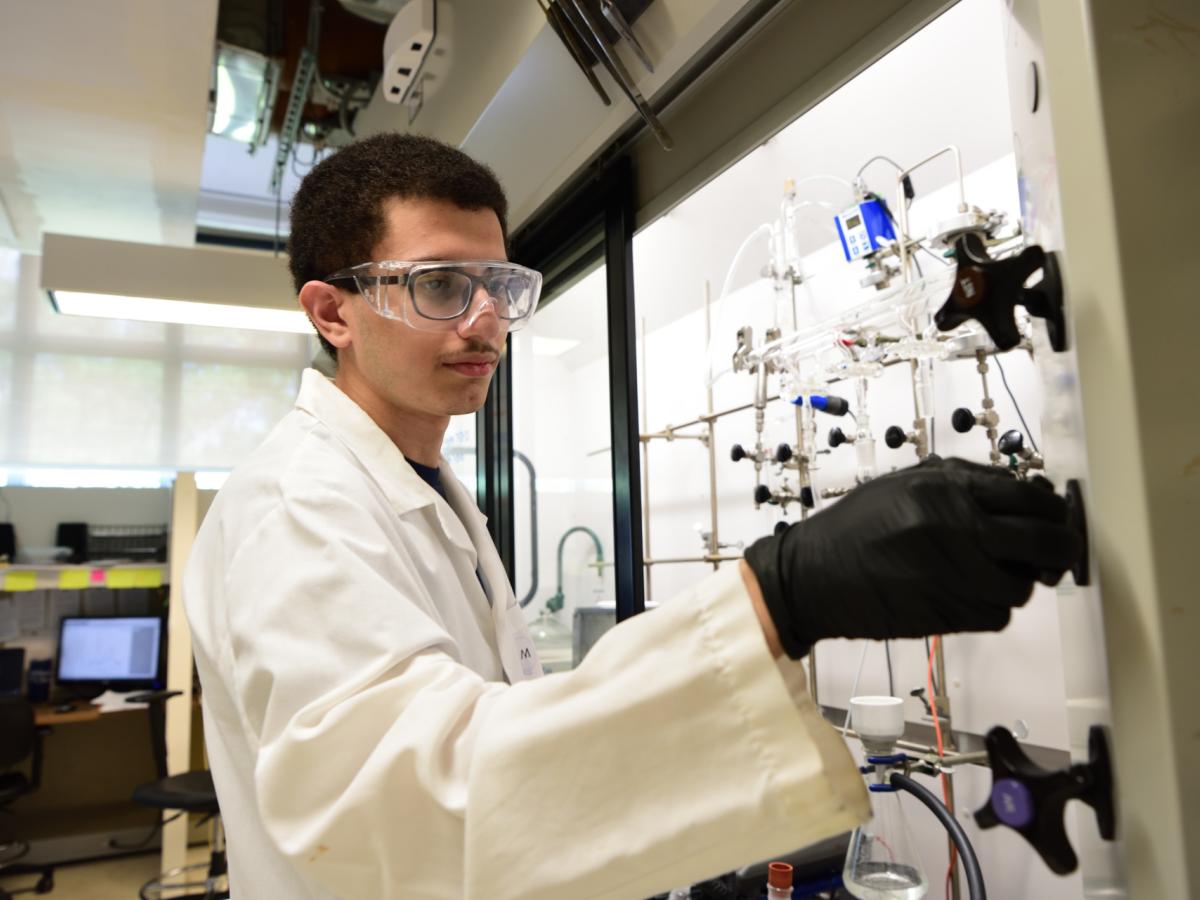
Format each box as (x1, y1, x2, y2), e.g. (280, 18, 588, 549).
(324, 260, 542, 333)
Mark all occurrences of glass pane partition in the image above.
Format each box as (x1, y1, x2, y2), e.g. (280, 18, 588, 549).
(510, 265, 616, 673)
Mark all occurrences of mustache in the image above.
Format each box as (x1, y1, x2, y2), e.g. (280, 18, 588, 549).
(458, 338, 505, 357)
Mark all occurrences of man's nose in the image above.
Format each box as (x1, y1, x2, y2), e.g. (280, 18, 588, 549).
(457, 286, 504, 342)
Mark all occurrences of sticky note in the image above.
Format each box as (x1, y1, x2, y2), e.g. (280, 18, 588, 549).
(90, 569, 106, 585)
(2, 571, 38, 592)
(130, 568, 163, 589)
(106, 570, 136, 589)
(58, 570, 91, 590)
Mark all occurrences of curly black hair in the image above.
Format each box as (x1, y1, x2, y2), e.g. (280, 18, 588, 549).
(288, 132, 509, 361)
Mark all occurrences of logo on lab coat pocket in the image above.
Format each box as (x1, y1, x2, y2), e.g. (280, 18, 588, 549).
(519, 644, 535, 675)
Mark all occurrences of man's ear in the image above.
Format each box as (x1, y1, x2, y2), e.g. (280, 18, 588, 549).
(298, 281, 353, 351)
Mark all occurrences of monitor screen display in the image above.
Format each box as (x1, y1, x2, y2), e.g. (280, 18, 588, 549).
(56, 616, 162, 685)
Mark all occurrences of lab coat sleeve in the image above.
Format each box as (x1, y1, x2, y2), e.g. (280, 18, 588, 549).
(464, 564, 869, 899)
(223, 483, 866, 900)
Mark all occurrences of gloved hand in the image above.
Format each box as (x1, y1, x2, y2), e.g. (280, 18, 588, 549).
(743, 457, 1083, 659)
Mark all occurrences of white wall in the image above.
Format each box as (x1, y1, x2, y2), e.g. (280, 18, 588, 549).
(1, 486, 170, 552)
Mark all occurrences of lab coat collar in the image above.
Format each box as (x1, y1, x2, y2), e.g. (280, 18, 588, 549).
(293, 368, 476, 557)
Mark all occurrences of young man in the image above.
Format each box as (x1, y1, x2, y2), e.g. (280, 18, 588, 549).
(185, 134, 1080, 899)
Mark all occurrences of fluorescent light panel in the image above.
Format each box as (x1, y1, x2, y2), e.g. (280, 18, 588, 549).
(50, 290, 311, 334)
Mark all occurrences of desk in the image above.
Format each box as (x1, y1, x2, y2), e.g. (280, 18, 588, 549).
(13, 699, 204, 865)
(33, 700, 130, 726)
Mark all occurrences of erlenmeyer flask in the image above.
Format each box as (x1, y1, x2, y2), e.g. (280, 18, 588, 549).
(842, 695, 929, 900)
(842, 790, 929, 899)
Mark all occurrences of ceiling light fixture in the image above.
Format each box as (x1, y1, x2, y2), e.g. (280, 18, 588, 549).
(49, 290, 311, 334)
(209, 43, 281, 151)
(40, 233, 304, 335)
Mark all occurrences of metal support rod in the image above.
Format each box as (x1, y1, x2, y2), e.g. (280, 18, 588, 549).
(976, 349, 1001, 464)
(752, 364, 768, 500)
(644, 555, 743, 566)
(641, 430, 709, 442)
(704, 281, 720, 569)
(639, 316, 652, 605)
(647, 394, 783, 432)
(908, 359, 931, 459)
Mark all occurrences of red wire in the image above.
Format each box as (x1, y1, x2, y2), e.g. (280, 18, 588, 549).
(927, 636, 958, 898)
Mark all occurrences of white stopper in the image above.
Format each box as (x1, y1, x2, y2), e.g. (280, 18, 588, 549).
(850, 695, 905, 746)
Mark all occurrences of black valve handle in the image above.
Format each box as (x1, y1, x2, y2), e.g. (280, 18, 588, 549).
(774, 443, 793, 463)
(998, 429, 1025, 456)
(951, 407, 978, 434)
(884, 425, 908, 449)
(828, 427, 849, 448)
(934, 233, 1067, 352)
(799, 486, 814, 509)
(730, 443, 747, 462)
(753, 484, 772, 505)
(975, 724, 1115, 875)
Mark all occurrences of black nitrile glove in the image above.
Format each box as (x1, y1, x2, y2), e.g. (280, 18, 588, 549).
(743, 456, 1083, 659)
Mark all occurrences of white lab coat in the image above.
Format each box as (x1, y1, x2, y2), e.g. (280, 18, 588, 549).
(184, 368, 867, 900)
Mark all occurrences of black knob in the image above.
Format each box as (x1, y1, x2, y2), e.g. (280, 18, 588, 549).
(730, 443, 747, 462)
(998, 429, 1025, 455)
(828, 427, 848, 448)
(774, 443, 793, 463)
(952, 407, 978, 434)
(773, 520, 790, 536)
(753, 484, 772, 505)
(800, 486, 815, 509)
(885, 426, 907, 449)
(934, 234, 1067, 352)
(975, 724, 1115, 875)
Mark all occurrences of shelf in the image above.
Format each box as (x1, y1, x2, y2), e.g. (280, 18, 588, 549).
(0, 563, 168, 592)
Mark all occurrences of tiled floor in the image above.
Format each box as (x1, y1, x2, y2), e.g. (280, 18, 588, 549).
(4, 845, 214, 900)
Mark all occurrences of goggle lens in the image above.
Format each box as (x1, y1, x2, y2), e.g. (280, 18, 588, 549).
(408, 269, 535, 321)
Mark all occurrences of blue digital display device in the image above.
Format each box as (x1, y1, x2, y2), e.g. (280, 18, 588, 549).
(835, 198, 896, 261)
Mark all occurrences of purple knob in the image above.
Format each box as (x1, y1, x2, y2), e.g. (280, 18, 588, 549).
(991, 778, 1035, 829)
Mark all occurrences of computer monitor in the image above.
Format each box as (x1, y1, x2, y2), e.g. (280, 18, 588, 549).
(56, 616, 163, 691)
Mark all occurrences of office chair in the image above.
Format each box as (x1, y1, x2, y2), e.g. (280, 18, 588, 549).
(0, 698, 54, 898)
(128, 690, 227, 900)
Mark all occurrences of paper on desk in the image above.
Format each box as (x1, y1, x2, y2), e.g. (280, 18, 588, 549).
(0, 599, 17, 642)
(17, 592, 46, 634)
(90, 689, 149, 713)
